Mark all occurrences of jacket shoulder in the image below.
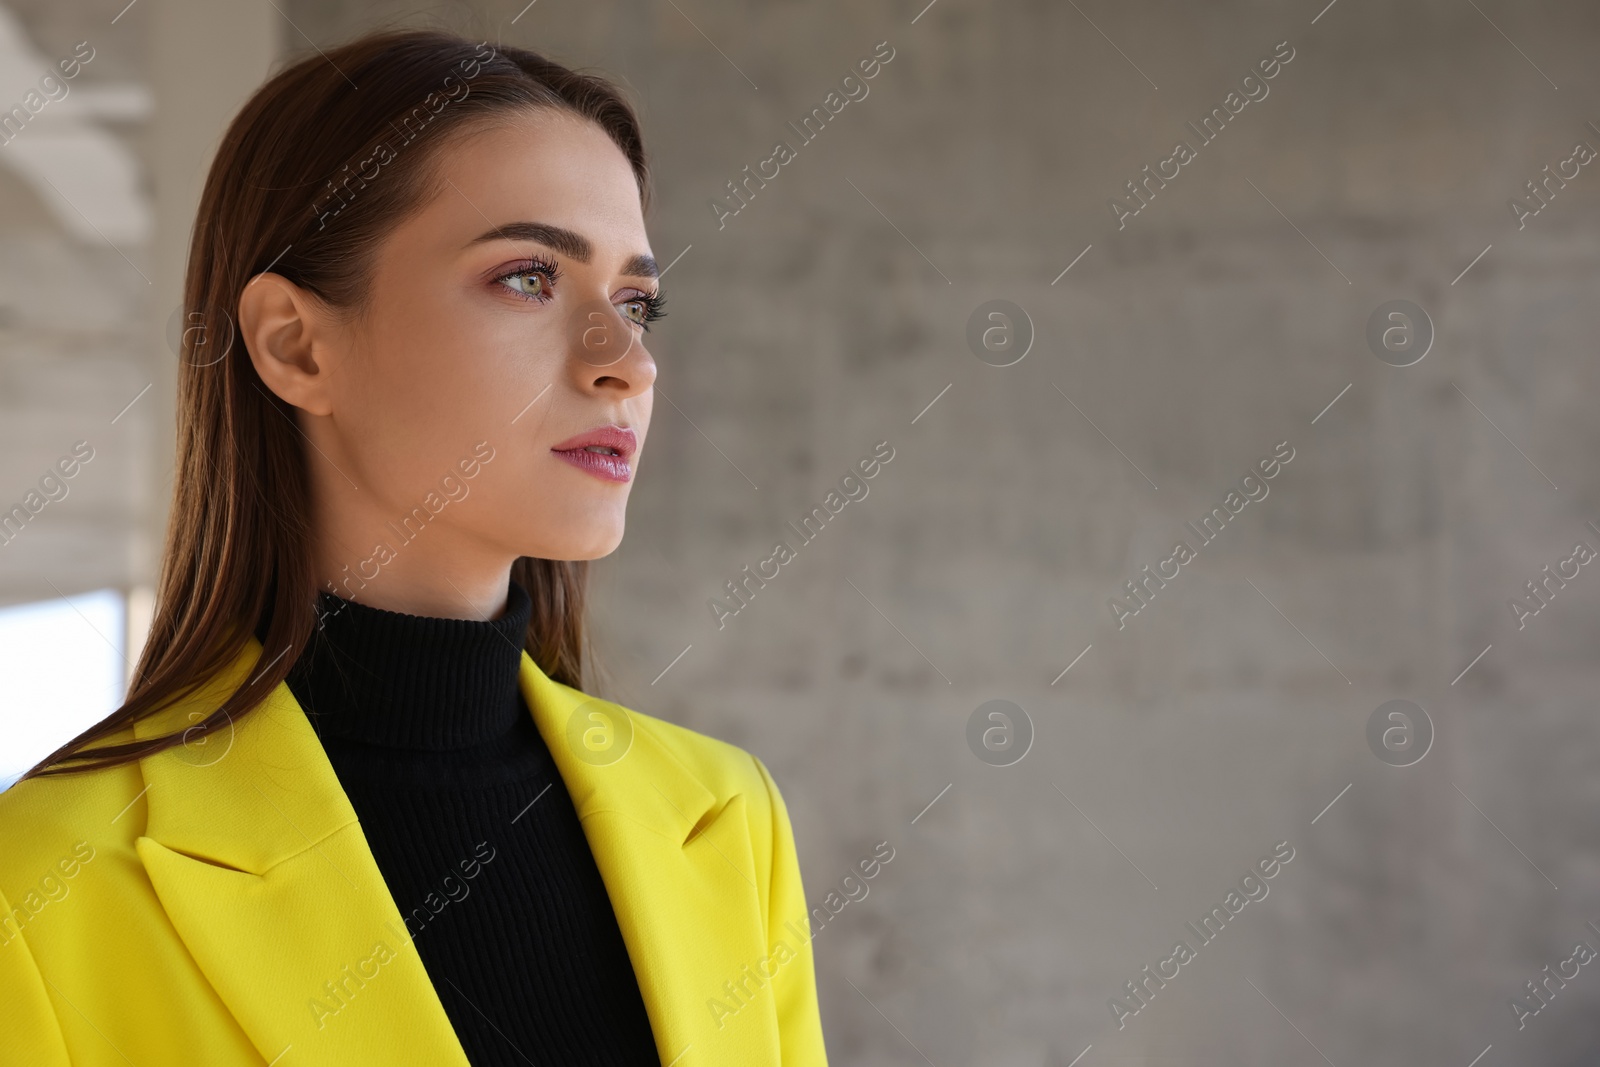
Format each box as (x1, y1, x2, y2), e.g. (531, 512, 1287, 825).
(616, 702, 799, 903)
(624, 701, 774, 807)
(0, 751, 146, 885)
(619, 703, 830, 1063)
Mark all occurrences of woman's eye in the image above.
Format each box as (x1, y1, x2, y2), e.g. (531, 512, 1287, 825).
(494, 257, 561, 302)
(617, 291, 666, 331)
(500, 270, 551, 300)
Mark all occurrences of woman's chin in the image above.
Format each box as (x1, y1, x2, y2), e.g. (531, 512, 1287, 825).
(529, 521, 626, 562)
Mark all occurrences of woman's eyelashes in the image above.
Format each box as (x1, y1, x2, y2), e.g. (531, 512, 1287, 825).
(620, 290, 667, 331)
(493, 255, 562, 303)
(492, 255, 667, 332)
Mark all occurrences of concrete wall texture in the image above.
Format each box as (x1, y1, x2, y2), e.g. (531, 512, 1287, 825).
(2, 0, 1598, 1063)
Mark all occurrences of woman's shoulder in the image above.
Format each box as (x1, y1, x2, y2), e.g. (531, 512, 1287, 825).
(0, 643, 306, 881)
(0, 742, 145, 894)
(616, 698, 783, 803)
(613, 701, 806, 911)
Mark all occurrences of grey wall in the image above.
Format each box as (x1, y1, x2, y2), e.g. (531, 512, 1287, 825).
(6, 0, 1600, 1063)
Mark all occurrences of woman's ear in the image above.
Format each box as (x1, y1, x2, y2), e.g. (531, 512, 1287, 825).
(237, 272, 340, 416)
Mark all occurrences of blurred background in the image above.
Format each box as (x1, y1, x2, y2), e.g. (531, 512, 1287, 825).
(2, 0, 1598, 1063)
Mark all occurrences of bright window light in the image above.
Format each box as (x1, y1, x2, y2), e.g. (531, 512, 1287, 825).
(0, 588, 127, 793)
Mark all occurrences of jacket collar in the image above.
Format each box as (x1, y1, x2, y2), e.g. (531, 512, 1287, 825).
(132, 635, 757, 1066)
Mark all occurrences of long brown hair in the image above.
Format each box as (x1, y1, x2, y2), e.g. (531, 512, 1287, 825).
(21, 28, 651, 782)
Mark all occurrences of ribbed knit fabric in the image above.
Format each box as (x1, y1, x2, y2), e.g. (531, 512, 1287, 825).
(254, 578, 660, 1065)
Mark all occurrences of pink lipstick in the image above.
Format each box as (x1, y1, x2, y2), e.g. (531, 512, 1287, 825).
(550, 424, 636, 484)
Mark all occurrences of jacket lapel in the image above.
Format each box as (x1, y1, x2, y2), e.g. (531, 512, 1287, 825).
(133, 637, 474, 1066)
(519, 655, 777, 1065)
(134, 634, 773, 1066)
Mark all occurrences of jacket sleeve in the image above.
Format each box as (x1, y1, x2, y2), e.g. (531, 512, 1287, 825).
(0, 886, 71, 1066)
(751, 755, 829, 1065)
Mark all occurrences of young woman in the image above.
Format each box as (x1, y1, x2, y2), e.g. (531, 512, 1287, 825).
(0, 28, 827, 1066)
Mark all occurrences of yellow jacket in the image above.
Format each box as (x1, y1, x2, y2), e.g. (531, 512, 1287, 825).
(0, 636, 829, 1065)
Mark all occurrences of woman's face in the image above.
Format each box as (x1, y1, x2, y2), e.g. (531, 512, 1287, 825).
(245, 108, 659, 613)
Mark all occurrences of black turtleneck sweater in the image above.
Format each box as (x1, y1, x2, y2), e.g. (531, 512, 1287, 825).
(255, 579, 659, 1065)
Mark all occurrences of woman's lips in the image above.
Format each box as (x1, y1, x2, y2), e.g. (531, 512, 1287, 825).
(549, 424, 637, 457)
(552, 444, 632, 483)
(549, 424, 637, 483)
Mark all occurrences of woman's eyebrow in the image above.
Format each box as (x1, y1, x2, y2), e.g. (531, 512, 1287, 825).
(465, 220, 658, 278)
